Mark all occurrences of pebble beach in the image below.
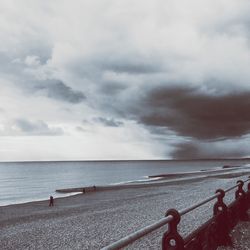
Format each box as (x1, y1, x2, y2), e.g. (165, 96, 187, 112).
(1, 168, 250, 250)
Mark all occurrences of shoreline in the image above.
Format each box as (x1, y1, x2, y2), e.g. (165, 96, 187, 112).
(1, 161, 250, 207)
(1, 174, 249, 249)
(1, 166, 249, 208)
(55, 166, 250, 193)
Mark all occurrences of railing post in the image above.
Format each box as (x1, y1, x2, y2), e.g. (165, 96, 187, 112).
(235, 180, 245, 199)
(162, 209, 184, 250)
(212, 189, 232, 247)
(235, 180, 248, 221)
(247, 177, 250, 209)
(213, 189, 227, 215)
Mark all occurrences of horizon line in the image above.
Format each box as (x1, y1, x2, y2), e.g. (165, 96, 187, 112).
(1, 157, 250, 164)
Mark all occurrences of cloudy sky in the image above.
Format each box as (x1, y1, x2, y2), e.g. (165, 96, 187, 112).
(1, 0, 250, 161)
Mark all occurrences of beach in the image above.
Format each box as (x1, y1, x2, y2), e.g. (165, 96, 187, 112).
(1, 168, 250, 250)
(2, 1, 250, 249)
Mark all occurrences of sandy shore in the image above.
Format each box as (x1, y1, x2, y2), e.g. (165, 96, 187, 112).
(0, 172, 250, 249)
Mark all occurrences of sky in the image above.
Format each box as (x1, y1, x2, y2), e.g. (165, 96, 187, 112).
(1, 0, 250, 161)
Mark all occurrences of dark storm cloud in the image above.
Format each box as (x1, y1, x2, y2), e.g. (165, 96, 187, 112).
(15, 119, 63, 136)
(171, 141, 248, 159)
(138, 86, 250, 140)
(35, 80, 86, 104)
(93, 117, 123, 127)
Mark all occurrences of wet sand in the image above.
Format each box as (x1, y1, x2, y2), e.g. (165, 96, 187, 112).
(0, 172, 249, 249)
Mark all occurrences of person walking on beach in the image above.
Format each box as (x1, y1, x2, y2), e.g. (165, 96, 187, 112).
(49, 196, 54, 206)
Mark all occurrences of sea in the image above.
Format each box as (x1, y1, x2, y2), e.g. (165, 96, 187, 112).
(1, 159, 250, 206)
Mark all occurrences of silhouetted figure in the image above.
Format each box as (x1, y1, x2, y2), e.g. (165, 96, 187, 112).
(49, 196, 54, 206)
(93, 185, 96, 191)
(82, 188, 85, 194)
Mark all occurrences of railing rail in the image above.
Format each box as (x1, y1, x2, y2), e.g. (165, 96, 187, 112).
(179, 193, 219, 216)
(101, 216, 174, 250)
(101, 177, 250, 250)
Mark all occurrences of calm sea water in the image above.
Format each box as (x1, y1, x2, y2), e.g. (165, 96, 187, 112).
(1, 159, 250, 206)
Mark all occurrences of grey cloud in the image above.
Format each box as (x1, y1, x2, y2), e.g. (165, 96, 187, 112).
(205, 7, 250, 38)
(93, 117, 123, 127)
(0, 43, 51, 75)
(14, 119, 63, 136)
(75, 126, 85, 132)
(137, 86, 250, 140)
(0, 53, 25, 77)
(101, 59, 160, 75)
(100, 81, 128, 95)
(2, 1, 250, 160)
(171, 141, 249, 159)
(35, 79, 86, 104)
(23, 46, 52, 65)
(71, 52, 161, 78)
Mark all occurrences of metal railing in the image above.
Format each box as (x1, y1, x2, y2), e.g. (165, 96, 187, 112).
(101, 177, 250, 250)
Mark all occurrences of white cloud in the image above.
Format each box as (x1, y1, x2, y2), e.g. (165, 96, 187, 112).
(24, 55, 41, 67)
(0, 124, 166, 161)
(1, 0, 250, 160)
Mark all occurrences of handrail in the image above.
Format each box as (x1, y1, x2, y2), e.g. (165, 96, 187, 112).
(224, 184, 240, 193)
(225, 178, 249, 192)
(101, 177, 250, 250)
(179, 193, 219, 216)
(180, 180, 245, 216)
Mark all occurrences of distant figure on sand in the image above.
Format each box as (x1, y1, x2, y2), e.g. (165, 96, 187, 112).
(49, 196, 54, 206)
(82, 188, 85, 194)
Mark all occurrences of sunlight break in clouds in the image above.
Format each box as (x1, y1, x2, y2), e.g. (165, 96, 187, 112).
(1, 0, 250, 160)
